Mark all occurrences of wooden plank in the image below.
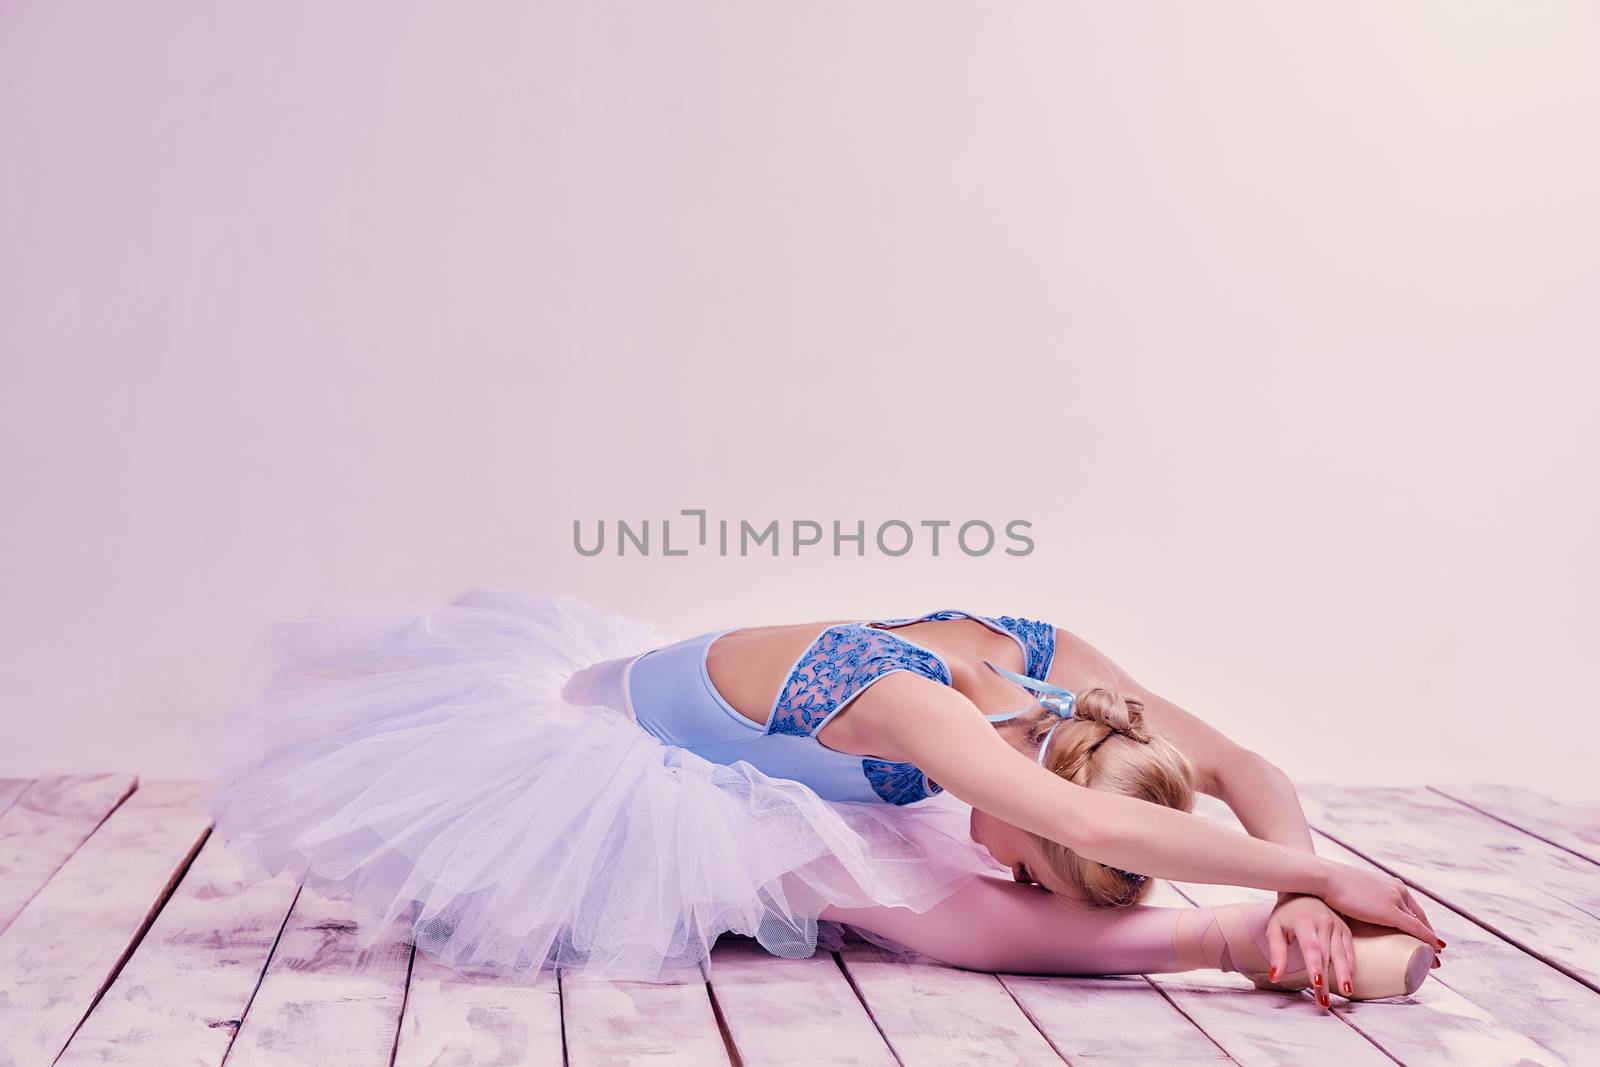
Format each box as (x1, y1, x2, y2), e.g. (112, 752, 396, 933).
(0, 780, 30, 819)
(560, 969, 729, 1067)
(1144, 970, 1394, 1067)
(705, 938, 896, 1067)
(1313, 828, 1600, 1065)
(225, 887, 415, 1067)
(0, 780, 212, 1067)
(1170, 879, 1561, 1065)
(1339, 978, 1564, 1065)
(1141, 881, 1392, 1067)
(54, 836, 301, 1066)
(837, 942, 1062, 1065)
(393, 953, 564, 1067)
(999, 973, 1232, 1066)
(1191, 793, 1598, 1064)
(1431, 784, 1600, 867)
(1314, 833, 1591, 1067)
(0, 773, 137, 933)
(1303, 784, 1600, 989)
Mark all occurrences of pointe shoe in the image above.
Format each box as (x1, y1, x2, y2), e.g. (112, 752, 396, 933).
(1173, 903, 1435, 1001)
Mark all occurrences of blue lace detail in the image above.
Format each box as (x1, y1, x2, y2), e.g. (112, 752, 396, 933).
(767, 613, 1053, 806)
(862, 759, 943, 805)
(990, 615, 1056, 680)
(768, 624, 951, 738)
(875, 610, 1056, 681)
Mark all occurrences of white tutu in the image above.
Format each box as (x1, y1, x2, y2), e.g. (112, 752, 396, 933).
(205, 588, 1002, 984)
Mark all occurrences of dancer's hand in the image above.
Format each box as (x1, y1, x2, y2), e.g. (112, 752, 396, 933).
(1266, 894, 1351, 1009)
(1318, 861, 1440, 948)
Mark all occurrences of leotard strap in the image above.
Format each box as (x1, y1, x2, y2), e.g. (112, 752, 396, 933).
(981, 661, 1078, 766)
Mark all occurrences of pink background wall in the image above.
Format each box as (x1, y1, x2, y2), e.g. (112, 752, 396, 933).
(3, 3, 1596, 800)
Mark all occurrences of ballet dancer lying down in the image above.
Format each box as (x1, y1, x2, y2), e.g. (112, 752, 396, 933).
(207, 591, 1442, 1010)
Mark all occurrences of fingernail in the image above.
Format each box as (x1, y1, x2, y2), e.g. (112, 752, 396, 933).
(1269, 966, 1278, 980)
(1343, 980, 1352, 995)
(1320, 992, 1330, 1008)
(1436, 939, 1446, 949)
(1314, 972, 1322, 986)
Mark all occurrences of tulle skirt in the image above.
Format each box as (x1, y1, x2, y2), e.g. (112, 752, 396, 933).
(205, 588, 1003, 984)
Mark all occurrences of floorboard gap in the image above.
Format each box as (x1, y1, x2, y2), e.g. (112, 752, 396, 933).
(1310, 820, 1600, 995)
(52, 820, 211, 1066)
(1143, 977, 1242, 1065)
(0, 775, 140, 939)
(993, 974, 1070, 1064)
(704, 976, 744, 1067)
(556, 967, 570, 1067)
(832, 951, 905, 1067)
(386, 942, 418, 1067)
(219, 883, 303, 1066)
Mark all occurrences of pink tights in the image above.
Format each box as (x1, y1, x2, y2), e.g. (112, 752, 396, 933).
(820, 874, 1306, 977)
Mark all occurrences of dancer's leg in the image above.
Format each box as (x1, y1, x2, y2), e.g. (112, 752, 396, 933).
(820, 874, 1302, 978)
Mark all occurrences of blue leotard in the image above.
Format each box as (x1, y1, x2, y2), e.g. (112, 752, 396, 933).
(572, 610, 1056, 806)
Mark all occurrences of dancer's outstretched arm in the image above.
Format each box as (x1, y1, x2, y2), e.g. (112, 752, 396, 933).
(1046, 626, 1436, 991)
(1051, 626, 1316, 862)
(850, 673, 1439, 947)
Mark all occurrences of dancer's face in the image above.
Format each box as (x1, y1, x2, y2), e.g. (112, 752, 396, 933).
(969, 807, 1074, 898)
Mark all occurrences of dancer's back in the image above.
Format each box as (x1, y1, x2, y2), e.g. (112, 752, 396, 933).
(566, 609, 1059, 806)
(706, 614, 1058, 748)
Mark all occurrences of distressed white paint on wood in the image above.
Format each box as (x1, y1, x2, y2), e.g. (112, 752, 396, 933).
(0, 780, 212, 1067)
(393, 952, 563, 1067)
(12, 773, 1593, 1065)
(1311, 828, 1600, 1065)
(560, 970, 729, 1067)
(1141, 881, 1390, 1067)
(0, 779, 30, 818)
(837, 943, 1061, 1065)
(1170, 878, 1561, 1066)
(1432, 784, 1600, 867)
(225, 887, 415, 1067)
(0, 772, 137, 932)
(706, 938, 896, 1067)
(1340, 966, 1564, 1065)
(1145, 967, 1395, 1067)
(999, 973, 1232, 1065)
(1191, 792, 1595, 1064)
(1302, 784, 1600, 988)
(54, 836, 300, 1066)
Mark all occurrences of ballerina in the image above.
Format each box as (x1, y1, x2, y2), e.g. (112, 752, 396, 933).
(206, 589, 1441, 1010)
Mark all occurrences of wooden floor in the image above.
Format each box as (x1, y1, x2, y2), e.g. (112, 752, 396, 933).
(0, 779, 1596, 1067)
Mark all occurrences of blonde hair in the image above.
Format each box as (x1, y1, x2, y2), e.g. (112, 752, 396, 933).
(1027, 686, 1197, 907)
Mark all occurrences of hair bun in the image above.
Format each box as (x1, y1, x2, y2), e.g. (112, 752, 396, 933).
(1073, 687, 1151, 743)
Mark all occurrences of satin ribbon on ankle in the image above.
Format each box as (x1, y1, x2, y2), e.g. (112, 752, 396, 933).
(1172, 904, 1272, 977)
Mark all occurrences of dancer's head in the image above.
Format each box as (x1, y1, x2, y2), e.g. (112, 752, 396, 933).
(1035, 687, 1196, 905)
(972, 686, 1197, 907)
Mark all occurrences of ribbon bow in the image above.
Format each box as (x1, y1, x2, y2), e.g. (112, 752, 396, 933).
(979, 660, 1079, 766)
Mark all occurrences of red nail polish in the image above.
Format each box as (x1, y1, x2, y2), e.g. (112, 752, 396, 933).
(1343, 980, 1352, 995)
(1436, 939, 1446, 949)
(1314, 972, 1322, 986)
(1269, 966, 1278, 980)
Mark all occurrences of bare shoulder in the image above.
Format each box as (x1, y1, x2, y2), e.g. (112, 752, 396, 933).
(1048, 624, 1139, 691)
(1048, 625, 1250, 792)
(820, 670, 981, 764)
